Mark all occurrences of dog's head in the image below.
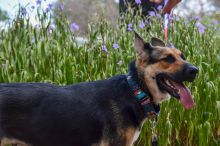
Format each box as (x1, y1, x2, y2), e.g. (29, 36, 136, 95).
(134, 32, 198, 109)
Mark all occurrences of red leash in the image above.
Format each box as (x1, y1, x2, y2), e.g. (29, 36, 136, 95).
(164, 0, 169, 45)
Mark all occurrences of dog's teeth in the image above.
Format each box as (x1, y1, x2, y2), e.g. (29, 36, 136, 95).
(164, 79, 178, 91)
(165, 80, 171, 86)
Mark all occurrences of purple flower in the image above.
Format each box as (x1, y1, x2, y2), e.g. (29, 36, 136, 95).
(135, 0, 141, 4)
(128, 23, 132, 27)
(170, 43, 175, 48)
(149, 11, 156, 17)
(36, 0, 42, 5)
(102, 45, 108, 53)
(213, 20, 219, 26)
(48, 3, 52, 9)
(189, 16, 195, 21)
(169, 15, 174, 21)
(127, 23, 133, 31)
(196, 16, 202, 21)
(196, 22, 205, 34)
(45, 3, 53, 13)
(49, 24, 55, 33)
(46, 8, 50, 13)
(113, 43, 119, 49)
(71, 22, 79, 31)
(198, 26, 205, 34)
(117, 60, 123, 66)
(127, 27, 132, 31)
(190, 16, 201, 21)
(21, 8, 27, 16)
(157, 5, 163, 11)
(60, 3, 64, 10)
(139, 21, 145, 29)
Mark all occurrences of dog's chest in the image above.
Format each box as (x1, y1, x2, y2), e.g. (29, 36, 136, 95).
(130, 129, 141, 146)
(128, 120, 146, 146)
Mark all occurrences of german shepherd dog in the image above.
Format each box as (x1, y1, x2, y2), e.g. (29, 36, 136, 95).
(0, 32, 198, 146)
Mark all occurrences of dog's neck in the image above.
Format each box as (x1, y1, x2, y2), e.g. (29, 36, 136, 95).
(127, 61, 160, 117)
(128, 61, 148, 93)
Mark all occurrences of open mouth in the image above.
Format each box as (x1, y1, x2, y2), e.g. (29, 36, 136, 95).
(156, 74, 194, 109)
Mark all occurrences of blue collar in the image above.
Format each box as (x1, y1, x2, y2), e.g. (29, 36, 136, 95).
(126, 74, 160, 117)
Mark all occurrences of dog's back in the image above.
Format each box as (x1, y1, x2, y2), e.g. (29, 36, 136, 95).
(0, 75, 144, 146)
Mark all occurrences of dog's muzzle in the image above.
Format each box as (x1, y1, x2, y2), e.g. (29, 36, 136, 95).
(183, 64, 199, 82)
(156, 63, 198, 109)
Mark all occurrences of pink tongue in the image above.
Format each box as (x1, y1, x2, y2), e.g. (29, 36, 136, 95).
(172, 82, 194, 109)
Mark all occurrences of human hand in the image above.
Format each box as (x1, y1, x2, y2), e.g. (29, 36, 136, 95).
(149, 0, 182, 14)
(162, 0, 182, 14)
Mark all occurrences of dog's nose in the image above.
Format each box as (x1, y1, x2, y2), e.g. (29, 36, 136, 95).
(184, 65, 198, 82)
(187, 66, 198, 76)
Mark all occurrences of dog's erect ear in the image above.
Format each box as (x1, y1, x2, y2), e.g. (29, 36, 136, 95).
(134, 31, 147, 55)
(151, 37, 165, 47)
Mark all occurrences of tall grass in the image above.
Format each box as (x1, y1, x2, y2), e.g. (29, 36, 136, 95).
(0, 6, 219, 146)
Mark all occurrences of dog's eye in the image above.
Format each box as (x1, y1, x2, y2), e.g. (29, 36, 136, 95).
(181, 54, 186, 60)
(162, 55, 175, 63)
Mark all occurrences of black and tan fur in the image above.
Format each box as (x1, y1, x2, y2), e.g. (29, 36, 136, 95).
(0, 32, 198, 146)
